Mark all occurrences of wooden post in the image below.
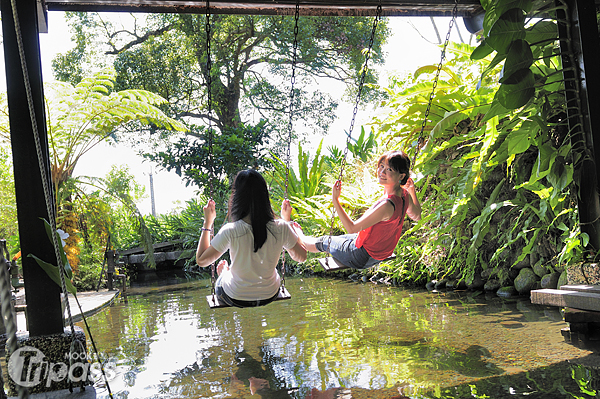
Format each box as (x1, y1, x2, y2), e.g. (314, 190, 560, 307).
(557, 0, 600, 253)
(0, 0, 63, 336)
(106, 250, 115, 291)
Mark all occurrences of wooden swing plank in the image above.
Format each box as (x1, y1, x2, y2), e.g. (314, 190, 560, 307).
(318, 254, 397, 272)
(206, 287, 291, 309)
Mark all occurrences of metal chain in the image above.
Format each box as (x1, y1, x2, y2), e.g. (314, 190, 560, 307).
(413, 0, 458, 167)
(326, 0, 382, 264)
(280, 0, 301, 294)
(204, 0, 218, 302)
(284, 0, 300, 200)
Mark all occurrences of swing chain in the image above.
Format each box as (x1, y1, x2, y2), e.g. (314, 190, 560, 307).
(205, 0, 217, 298)
(281, 0, 301, 293)
(414, 0, 458, 164)
(336, 0, 382, 185)
(325, 1, 382, 265)
(285, 0, 300, 199)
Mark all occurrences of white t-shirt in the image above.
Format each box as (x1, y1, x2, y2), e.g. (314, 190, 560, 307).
(211, 219, 298, 300)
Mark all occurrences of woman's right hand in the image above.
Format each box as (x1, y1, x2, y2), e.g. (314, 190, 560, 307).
(203, 199, 216, 226)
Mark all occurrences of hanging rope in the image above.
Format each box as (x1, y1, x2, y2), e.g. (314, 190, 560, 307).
(9, 0, 113, 395)
(279, 0, 301, 295)
(412, 0, 459, 167)
(325, 0, 382, 266)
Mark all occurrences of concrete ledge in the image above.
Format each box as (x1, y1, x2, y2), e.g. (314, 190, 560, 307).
(561, 284, 600, 294)
(531, 288, 600, 312)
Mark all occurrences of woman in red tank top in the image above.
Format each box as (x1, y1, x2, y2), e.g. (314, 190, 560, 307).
(293, 150, 422, 269)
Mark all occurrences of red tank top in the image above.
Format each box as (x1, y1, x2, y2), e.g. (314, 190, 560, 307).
(355, 190, 408, 260)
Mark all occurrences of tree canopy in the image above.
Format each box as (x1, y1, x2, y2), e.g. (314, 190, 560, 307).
(53, 12, 391, 191)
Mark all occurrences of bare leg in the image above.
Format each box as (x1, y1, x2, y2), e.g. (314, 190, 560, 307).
(290, 222, 320, 253)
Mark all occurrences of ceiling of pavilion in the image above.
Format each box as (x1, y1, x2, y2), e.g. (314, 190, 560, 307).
(43, 0, 484, 17)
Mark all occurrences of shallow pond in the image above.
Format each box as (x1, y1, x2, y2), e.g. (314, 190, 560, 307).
(81, 274, 600, 398)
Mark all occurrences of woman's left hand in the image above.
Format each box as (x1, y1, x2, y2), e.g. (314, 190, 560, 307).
(281, 199, 292, 222)
(203, 199, 216, 226)
(332, 180, 342, 202)
(403, 177, 417, 194)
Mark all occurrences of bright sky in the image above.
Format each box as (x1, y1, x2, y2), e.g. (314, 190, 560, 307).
(31, 11, 469, 216)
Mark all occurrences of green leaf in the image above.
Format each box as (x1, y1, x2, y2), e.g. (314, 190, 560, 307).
(41, 218, 72, 279)
(496, 69, 535, 109)
(486, 8, 527, 54)
(526, 20, 558, 45)
(507, 128, 531, 155)
(28, 254, 77, 295)
(502, 39, 533, 80)
(494, 0, 532, 17)
(471, 40, 494, 60)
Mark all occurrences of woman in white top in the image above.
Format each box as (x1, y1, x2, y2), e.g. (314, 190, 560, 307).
(196, 169, 307, 307)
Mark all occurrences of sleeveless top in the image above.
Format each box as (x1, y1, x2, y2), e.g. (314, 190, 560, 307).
(355, 190, 408, 260)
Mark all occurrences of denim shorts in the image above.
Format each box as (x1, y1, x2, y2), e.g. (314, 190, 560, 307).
(215, 275, 279, 308)
(315, 234, 380, 270)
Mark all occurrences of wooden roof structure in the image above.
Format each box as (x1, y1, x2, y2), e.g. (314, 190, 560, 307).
(43, 0, 484, 17)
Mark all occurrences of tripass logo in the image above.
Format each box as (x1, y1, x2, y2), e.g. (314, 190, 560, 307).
(8, 346, 116, 388)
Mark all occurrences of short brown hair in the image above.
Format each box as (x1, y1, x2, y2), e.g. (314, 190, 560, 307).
(377, 151, 410, 185)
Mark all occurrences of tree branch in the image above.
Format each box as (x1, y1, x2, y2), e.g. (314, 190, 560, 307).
(105, 23, 178, 55)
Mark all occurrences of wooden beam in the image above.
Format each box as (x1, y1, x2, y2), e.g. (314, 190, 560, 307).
(1, 0, 64, 337)
(44, 0, 484, 17)
(557, 0, 600, 252)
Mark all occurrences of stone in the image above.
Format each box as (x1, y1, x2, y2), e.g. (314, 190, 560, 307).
(514, 268, 538, 294)
(540, 272, 560, 289)
(496, 286, 519, 298)
(514, 255, 530, 270)
(484, 278, 501, 292)
(567, 263, 600, 285)
(467, 274, 484, 290)
(533, 263, 550, 278)
(6, 327, 88, 395)
(480, 268, 494, 280)
(425, 280, 436, 291)
(434, 278, 448, 290)
(558, 270, 568, 288)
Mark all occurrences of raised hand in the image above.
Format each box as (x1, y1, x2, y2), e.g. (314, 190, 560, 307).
(281, 199, 293, 222)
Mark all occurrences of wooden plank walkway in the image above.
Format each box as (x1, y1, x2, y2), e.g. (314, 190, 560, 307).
(15, 289, 121, 332)
(531, 285, 600, 311)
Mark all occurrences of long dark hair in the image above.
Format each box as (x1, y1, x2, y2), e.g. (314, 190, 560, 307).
(228, 169, 275, 252)
(377, 150, 410, 185)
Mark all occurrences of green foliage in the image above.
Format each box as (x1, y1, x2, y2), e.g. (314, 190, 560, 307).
(365, 0, 585, 285)
(145, 122, 269, 197)
(346, 126, 378, 162)
(28, 219, 77, 295)
(268, 139, 330, 200)
(0, 146, 17, 243)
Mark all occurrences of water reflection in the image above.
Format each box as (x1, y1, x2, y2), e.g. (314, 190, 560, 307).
(77, 275, 600, 398)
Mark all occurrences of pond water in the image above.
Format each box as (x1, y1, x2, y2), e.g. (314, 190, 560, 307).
(80, 274, 600, 399)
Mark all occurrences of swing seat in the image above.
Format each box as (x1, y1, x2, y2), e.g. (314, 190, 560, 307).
(318, 254, 397, 272)
(206, 287, 291, 309)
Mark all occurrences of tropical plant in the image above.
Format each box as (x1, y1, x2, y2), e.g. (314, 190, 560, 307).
(368, 0, 582, 286)
(0, 69, 185, 272)
(346, 126, 379, 162)
(268, 139, 330, 200)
